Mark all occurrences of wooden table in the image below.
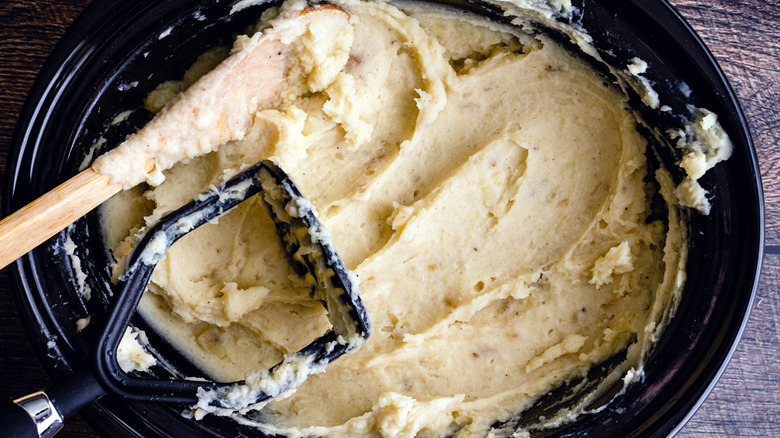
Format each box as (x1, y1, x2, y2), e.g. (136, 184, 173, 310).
(0, 1, 777, 436)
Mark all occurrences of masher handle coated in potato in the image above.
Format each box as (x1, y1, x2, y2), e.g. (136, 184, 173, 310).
(0, 5, 349, 272)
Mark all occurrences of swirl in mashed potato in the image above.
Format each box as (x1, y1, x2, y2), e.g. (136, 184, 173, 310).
(99, 0, 731, 436)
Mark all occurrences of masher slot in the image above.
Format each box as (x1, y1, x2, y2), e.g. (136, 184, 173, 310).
(92, 160, 372, 410)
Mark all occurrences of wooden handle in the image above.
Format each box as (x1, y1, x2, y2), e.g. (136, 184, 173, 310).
(0, 168, 121, 270)
(0, 6, 351, 271)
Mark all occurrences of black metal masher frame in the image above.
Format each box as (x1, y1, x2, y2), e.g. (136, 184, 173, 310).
(1, 160, 372, 437)
(95, 159, 372, 407)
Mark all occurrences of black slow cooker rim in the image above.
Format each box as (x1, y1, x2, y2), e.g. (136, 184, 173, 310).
(3, 0, 764, 437)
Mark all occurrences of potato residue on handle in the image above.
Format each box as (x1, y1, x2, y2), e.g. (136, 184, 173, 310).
(0, 5, 351, 272)
(92, 4, 352, 189)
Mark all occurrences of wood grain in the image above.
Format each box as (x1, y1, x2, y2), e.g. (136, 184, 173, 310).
(0, 3, 100, 437)
(670, 3, 780, 435)
(673, 1, 780, 245)
(0, 169, 121, 269)
(679, 255, 780, 436)
(0, 1, 777, 437)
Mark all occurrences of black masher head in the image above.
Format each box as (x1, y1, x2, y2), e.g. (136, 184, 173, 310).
(92, 159, 372, 414)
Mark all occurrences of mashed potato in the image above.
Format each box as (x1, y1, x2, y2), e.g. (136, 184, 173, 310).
(98, 0, 730, 436)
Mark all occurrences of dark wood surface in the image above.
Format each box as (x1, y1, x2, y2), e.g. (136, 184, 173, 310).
(0, 1, 777, 436)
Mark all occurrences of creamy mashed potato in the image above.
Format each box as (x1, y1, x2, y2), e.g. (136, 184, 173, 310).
(98, 0, 729, 436)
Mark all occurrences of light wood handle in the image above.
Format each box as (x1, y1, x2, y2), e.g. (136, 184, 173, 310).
(0, 168, 121, 270)
(0, 6, 350, 271)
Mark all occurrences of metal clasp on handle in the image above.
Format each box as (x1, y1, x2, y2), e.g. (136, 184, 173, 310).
(14, 392, 63, 438)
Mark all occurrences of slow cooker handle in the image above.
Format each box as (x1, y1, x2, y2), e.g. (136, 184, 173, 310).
(0, 368, 105, 437)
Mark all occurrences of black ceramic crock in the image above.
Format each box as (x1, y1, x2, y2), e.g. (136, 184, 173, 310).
(3, 0, 763, 436)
